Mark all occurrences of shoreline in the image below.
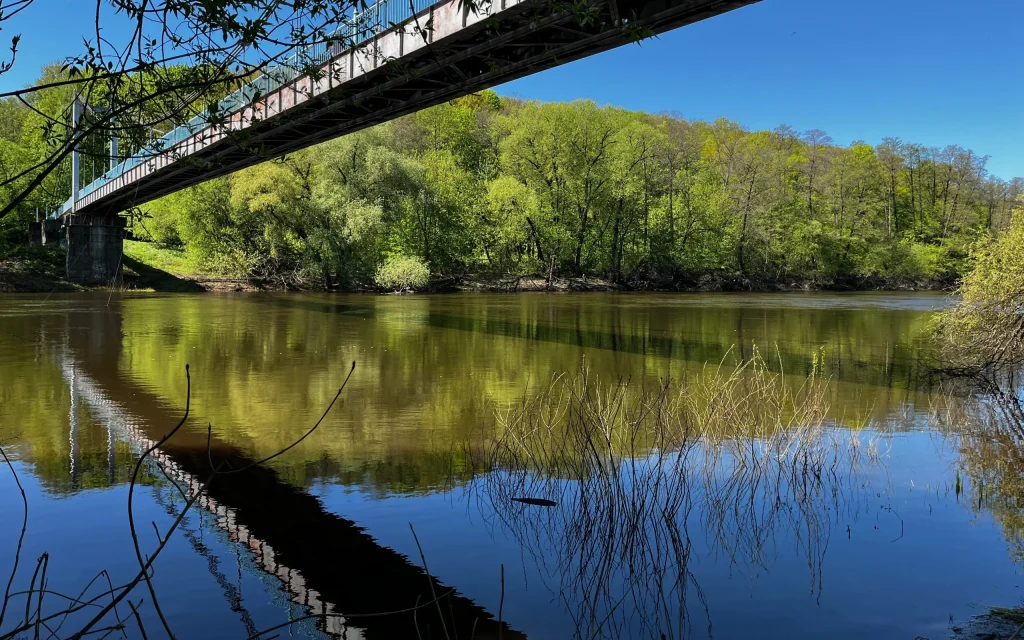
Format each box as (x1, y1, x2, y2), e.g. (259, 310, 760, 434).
(1, 241, 956, 294)
(0, 270, 955, 295)
(947, 606, 1024, 640)
(451, 274, 952, 294)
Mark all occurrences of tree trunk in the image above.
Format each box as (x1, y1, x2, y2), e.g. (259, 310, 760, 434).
(574, 207, 587, 274)
(525, 216, 545, 264)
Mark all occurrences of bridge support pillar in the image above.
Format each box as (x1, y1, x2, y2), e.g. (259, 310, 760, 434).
(27, 222, 41, 245)
(66, 214, 126, 285)
(42, 219, 63, 246)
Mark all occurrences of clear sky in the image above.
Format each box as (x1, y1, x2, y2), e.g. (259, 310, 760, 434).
(5, 0, 1022, 179)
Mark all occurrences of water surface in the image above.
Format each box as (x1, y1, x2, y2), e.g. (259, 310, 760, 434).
(0, 292, 1019, 639)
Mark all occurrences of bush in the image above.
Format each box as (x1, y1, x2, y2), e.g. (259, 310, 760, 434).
(374, 254, 430, 291)
(935, 205, 1024, 373)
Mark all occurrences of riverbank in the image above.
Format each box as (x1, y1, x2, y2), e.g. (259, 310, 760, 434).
(457, 273, 950, 293)
(0, 241, 954, 294)
(946, 605, 1024, 640)
(0, 245, 82, 293)
(0, 242, 255, 293)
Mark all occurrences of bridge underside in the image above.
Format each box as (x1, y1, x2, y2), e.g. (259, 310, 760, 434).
(72, 0, 755, 216)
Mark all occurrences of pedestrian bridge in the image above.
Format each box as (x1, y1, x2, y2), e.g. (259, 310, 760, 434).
(57, 0, 755, 218)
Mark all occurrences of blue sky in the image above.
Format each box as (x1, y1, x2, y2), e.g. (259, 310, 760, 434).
(5, 0, 1022, 179)
(500, 0, 1024, 180)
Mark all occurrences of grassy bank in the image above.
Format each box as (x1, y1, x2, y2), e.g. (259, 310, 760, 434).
(121, 240, 252, 291)
(0, 241, 245, 293)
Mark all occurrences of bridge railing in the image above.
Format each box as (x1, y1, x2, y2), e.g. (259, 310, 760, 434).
(66, 0, 438, 213)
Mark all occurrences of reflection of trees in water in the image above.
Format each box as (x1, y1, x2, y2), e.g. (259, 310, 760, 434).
(937, 383, 1024, 565)
(467, 358, 881, 639)
(1, 295, 936, 496)
(103, 294, 935, 488)
(0, 357, 519, 640)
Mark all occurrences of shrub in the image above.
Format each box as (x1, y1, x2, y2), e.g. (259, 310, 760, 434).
(935, 205, 1024, 373)
(374, 254, 430, 291)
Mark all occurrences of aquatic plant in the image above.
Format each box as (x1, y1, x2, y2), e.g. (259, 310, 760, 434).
(466, 350, 880, 639)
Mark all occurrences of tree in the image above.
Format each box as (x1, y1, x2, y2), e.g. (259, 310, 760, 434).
(799, 128, 833, 221)
(8, 60, 1019, 290)
(936, 203, 1024, 375)
(483, 175, 539, 272)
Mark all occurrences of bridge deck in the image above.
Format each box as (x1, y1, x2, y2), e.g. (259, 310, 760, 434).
(61, 0, 756, 217)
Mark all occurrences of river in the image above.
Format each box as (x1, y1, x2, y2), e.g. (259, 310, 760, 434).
(0, 292, 1019, 639)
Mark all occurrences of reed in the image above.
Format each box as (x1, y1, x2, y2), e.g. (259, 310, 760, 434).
(468, 348, 877, 639)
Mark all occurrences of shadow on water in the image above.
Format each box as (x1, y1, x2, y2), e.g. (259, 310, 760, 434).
(245, 294, 377, 317)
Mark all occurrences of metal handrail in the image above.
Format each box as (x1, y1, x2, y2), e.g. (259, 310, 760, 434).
(63, 0, 437, 214)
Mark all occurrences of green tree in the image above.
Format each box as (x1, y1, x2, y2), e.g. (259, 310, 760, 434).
(936, 203, 1024, 374)
(7, 62, 1020, 291)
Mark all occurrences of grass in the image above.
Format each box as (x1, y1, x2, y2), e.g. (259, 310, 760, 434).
(122, 240, 224, 291)
(989, 607, 1024, 624)
(123, 240, 195, 277)
(464, 350, 880, 639)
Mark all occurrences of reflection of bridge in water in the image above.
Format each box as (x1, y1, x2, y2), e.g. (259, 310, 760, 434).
(63, 359, 359, 638)
(59, 336, 521, 639)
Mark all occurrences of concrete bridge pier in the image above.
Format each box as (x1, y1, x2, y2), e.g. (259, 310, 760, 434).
(65, 214, 126, 285)
(42, 219, 63, 246)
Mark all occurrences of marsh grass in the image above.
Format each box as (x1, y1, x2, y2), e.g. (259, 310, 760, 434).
(467, 348, 883, 639)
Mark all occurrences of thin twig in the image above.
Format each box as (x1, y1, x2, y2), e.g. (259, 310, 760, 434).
(32, 553, 48, 640)
(23, 554, 44, 628)
(0, 443, 29, 632)
(242, 589, 457, 640)
(127, 601, 148, 640)
(126, 365, 192, 640)
(408, 523, 450, 640)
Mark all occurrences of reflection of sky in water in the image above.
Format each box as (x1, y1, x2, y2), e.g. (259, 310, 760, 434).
(0, 291, 1020, 639)
(0, 461, 326, 639)
(312, 431, 1017, 640)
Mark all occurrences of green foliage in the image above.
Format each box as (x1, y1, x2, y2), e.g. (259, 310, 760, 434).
(0, 243, 66, 276)
(936, 204, 1024, 372)
(2, 60, 1021, 290)
(123, 240, 194, 276)
(861, 240, 951, 284)
(374, 254, 430, 291)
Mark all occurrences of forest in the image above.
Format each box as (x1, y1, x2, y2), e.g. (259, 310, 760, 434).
(2, 65, 1022, 290)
